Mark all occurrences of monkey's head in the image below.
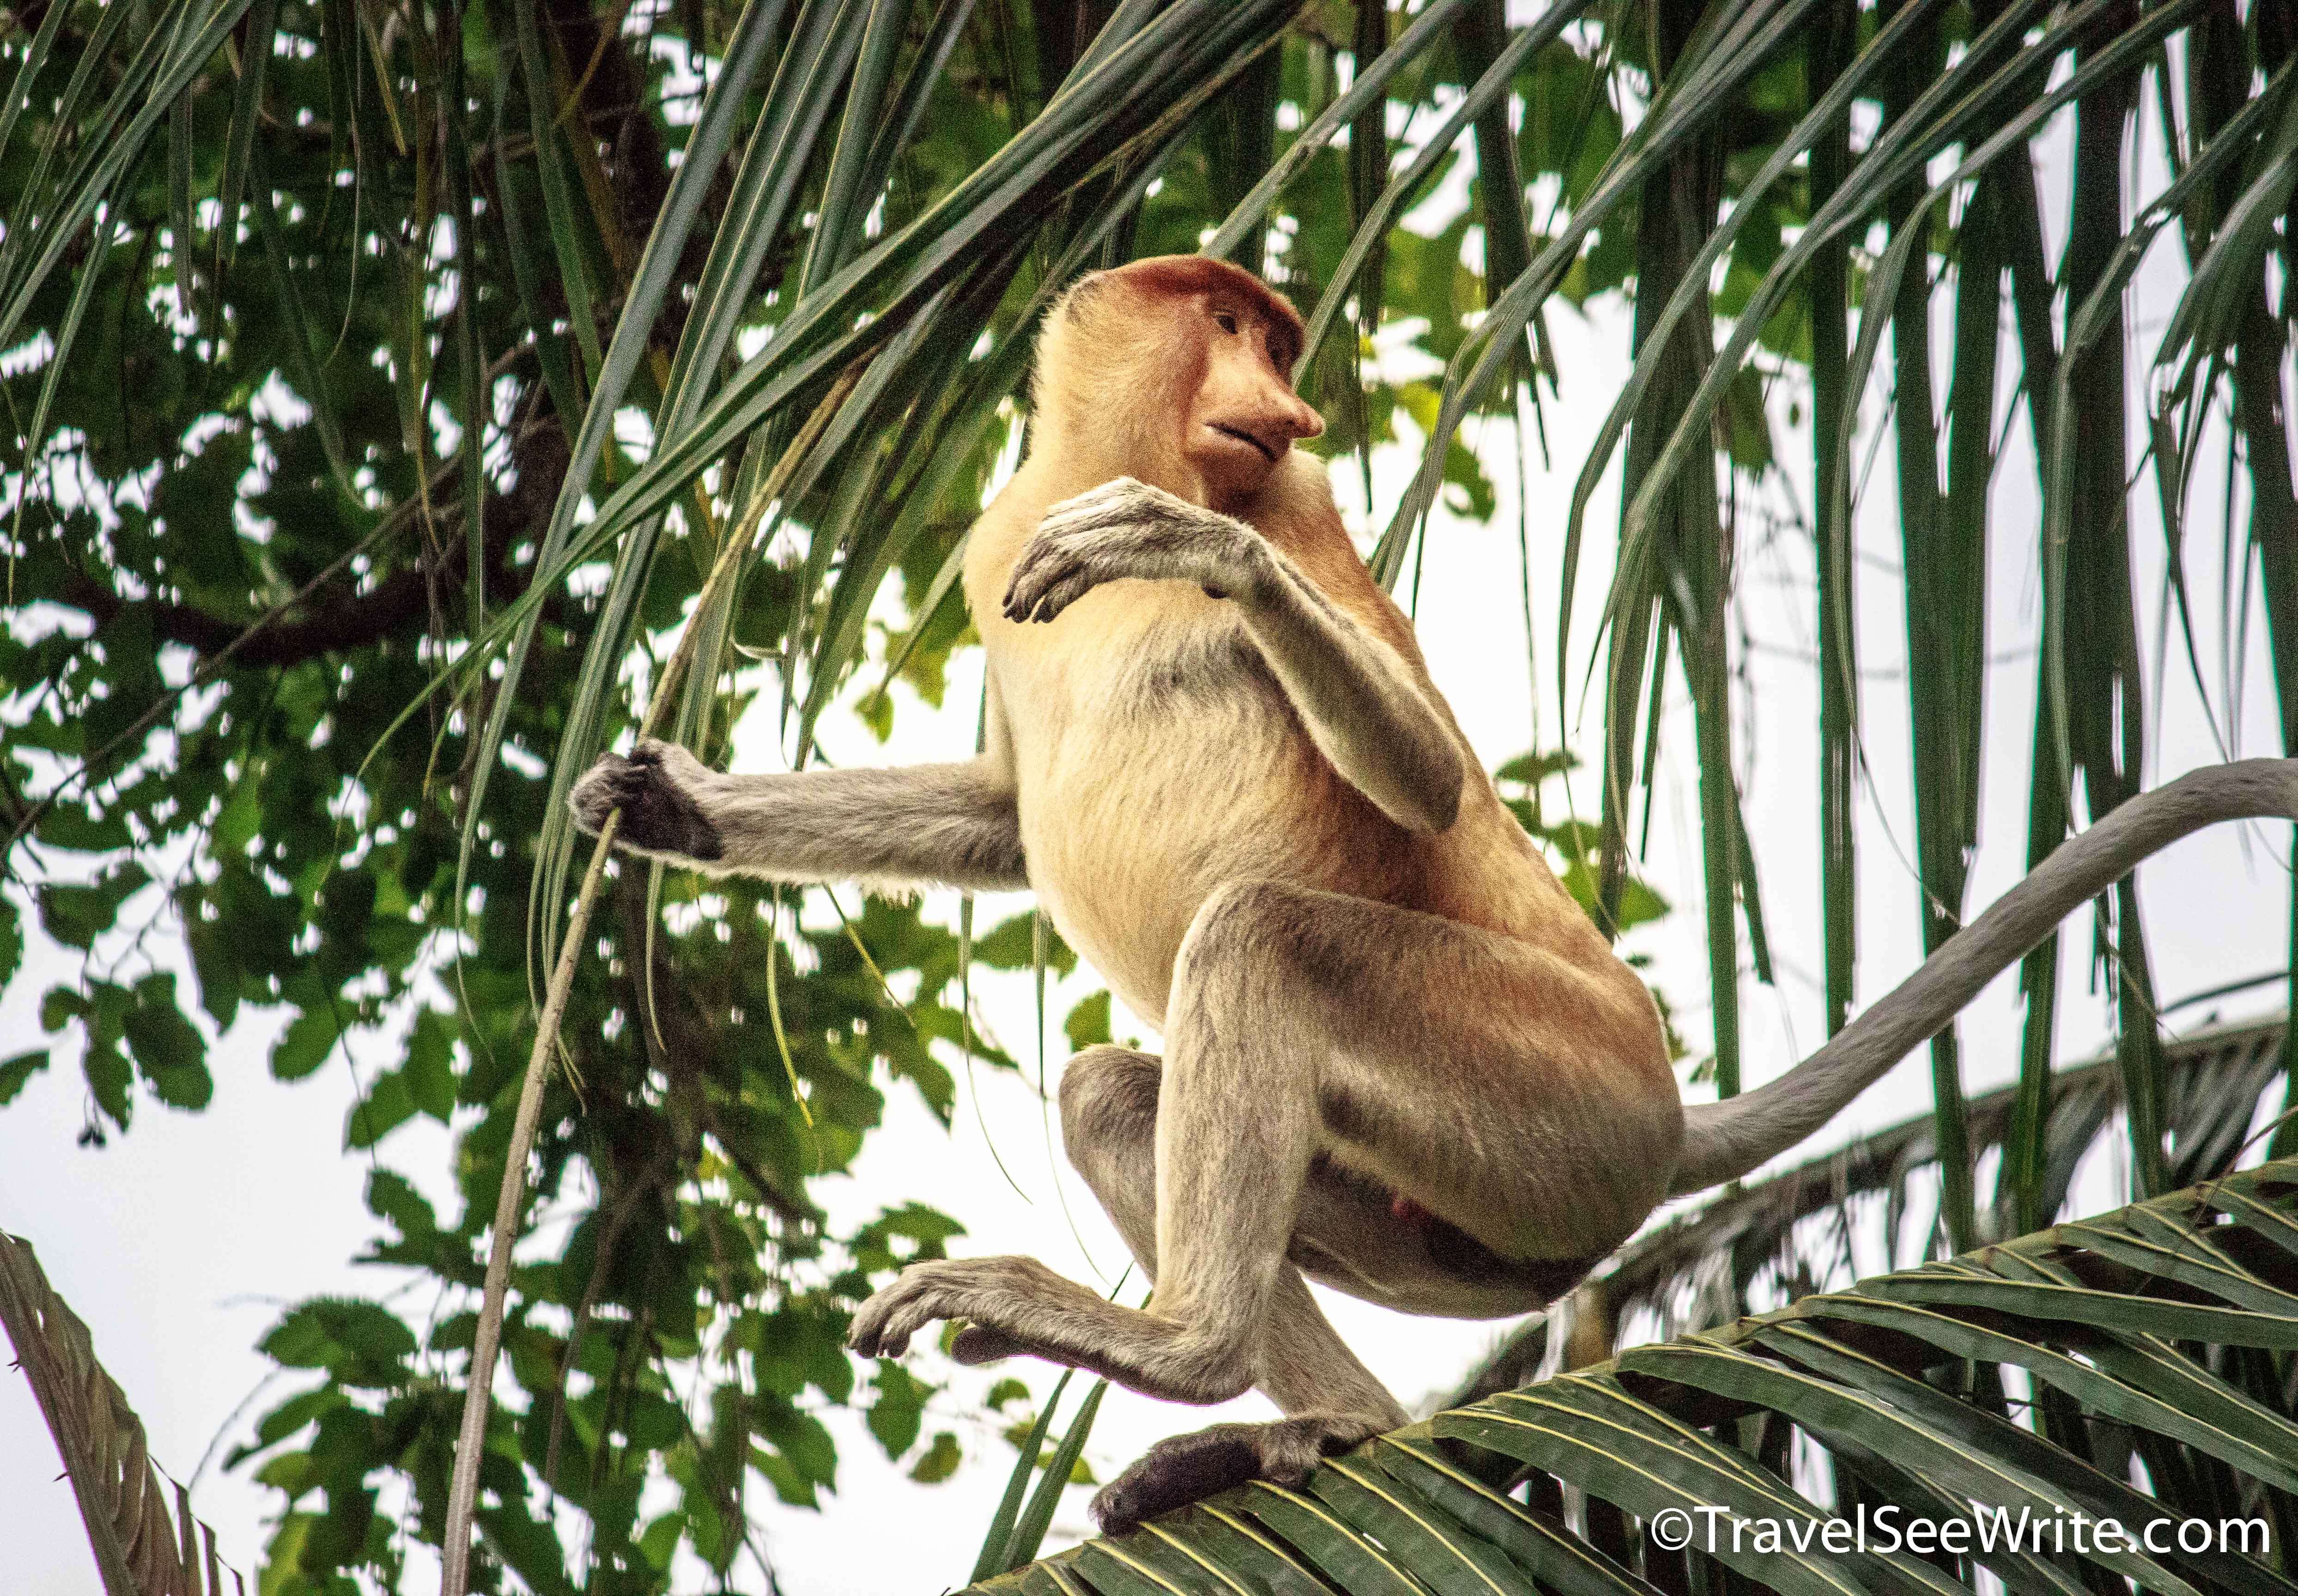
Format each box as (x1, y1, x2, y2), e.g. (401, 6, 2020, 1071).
(1036, 255, 1324, 505)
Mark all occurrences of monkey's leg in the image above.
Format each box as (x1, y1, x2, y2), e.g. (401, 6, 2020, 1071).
(849, 1040, 1460, 1412)
(1134, 876, 1678, 1376)
(569, 738, 1026, 892)
(849, 883, 1675, 1426)
(958, 1036, 1608, 1530)
(849, 1045, 1345, 1404)
(1022, 1044, 1408, 1533)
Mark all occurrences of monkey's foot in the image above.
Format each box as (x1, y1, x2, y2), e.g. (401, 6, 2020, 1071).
(849, 1256, 1093, 1362)
(948, 1324, 1031, 1364)
(569, 739, 724, 863)
(849, 1257, 1252, 1405)
(1091, 1412, 1387, 1535)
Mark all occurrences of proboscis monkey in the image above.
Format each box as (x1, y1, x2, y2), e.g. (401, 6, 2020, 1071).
(572, 254, 2298, 1532)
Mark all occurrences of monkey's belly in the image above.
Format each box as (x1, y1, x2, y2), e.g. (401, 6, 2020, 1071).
(1000, 607, 1422, 1023)
(1020, 732, 1409, 1029)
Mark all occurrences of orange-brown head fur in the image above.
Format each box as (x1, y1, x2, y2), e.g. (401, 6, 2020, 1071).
(1031, 255, 1322, 514)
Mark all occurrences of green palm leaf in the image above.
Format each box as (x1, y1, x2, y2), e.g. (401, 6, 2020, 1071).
(975, 1151, 2298, 1593)
(0, 1233, 240, 1596)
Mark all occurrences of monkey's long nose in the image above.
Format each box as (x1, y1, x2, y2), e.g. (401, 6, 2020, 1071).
(1275, 389, 1324, 441)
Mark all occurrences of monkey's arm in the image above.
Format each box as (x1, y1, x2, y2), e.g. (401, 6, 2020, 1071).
(1005, 477, 1466, 833)
(1671, 758, 2298, 1195)
(569, 738, 1027, 893)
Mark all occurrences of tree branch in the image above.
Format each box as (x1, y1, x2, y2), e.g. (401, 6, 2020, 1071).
(56, 420, 570, 672)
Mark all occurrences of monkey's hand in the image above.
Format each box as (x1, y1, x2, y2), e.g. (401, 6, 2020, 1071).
(1004, 477, 1273, 623)
(568, 738, 726, 864)
(1091, 1413, 1389, 1535)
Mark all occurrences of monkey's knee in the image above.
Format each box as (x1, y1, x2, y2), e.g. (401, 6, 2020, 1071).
(1058, 1045, 1160, 1189)
(1178, 878, 1304, 956)
(1169, 879, 1310, 1019)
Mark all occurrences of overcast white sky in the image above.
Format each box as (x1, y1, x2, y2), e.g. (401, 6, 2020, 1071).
(7, 66, 2298, 1596)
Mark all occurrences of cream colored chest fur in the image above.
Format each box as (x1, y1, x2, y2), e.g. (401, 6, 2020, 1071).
(982, 585, 1384, 1027)
(958, 463, 1591, 1028)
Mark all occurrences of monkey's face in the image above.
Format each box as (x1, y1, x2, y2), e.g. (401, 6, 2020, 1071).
(1037, 256, 1323, 502)
(1177, 292, 1323, 501)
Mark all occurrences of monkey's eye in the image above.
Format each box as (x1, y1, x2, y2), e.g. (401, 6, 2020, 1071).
(1212, 309, 1241, 335)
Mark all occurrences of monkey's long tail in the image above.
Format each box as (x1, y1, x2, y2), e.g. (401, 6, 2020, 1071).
(1667, 758, 2298, 1199)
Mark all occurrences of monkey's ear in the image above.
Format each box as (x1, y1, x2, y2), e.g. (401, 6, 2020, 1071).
(1057, 269, 1111, 316)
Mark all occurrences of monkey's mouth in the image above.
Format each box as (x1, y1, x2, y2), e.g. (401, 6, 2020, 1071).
(1207, 422, 1278, 463)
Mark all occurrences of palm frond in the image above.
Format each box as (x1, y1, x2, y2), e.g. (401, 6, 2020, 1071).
(979, 1130, 2298, 1594)
(0, 1233, 239, 1596)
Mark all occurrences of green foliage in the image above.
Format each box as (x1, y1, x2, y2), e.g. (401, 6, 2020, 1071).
(1062, 989, 1113, 1052)
(980, 1155, 2298, 1596)
(971, 1370, 1107, 1583)
(8, 0, 2298, 1587)
(0, 0, 1043, 1583)
(1494, 749, 1670, 934)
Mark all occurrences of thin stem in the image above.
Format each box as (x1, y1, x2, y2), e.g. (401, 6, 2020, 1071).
(438, 364, 861, 1596)
(437, 808, 617, 1596)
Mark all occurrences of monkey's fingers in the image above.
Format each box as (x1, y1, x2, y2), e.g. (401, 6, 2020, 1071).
(1019, 569, 1104, 625)
(1002, 550, 1091, 623)
(1000, 560, 1047, 620)
(566, 745, 723, 861)
(567, 753, 639, 837)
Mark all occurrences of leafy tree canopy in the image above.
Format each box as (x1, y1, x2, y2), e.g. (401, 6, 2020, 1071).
(0, 1, 1700, 1587)
(15, 0, 2290, 1588)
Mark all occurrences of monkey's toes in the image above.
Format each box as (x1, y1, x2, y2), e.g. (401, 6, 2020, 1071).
(1256, 1411, 1382, 1483)
(1091, 1414, 1382, 1535)
(1090, 1425, 1267, 1535)
(847, 1288, 897, 1356)
(843, 1299, 904, 1360)
(847, 1269, 952, 1359)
